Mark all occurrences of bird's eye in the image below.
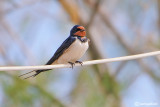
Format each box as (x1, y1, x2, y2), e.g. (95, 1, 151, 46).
(76, 28, 81, 31)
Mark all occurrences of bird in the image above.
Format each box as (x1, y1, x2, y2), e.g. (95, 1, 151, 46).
(19, 25, 90, 79)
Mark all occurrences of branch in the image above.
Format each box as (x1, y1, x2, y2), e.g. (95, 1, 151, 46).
(0, 51, 160, 71)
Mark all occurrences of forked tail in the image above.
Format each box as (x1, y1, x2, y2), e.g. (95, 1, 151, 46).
(19, 69, 50, 79)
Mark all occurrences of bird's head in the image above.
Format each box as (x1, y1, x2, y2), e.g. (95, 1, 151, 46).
(70, 25, 86, 37)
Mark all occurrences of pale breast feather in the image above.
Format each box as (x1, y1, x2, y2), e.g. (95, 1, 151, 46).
(56, 38, 89, 64)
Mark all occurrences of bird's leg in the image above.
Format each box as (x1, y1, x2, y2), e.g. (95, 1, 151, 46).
(68, 62, 75, 69)
(75, 61, 83, 66)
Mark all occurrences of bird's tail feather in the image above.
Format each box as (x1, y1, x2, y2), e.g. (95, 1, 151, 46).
(19, 69, 50, 79)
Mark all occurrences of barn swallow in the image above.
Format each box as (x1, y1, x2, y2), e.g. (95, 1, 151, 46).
(19, 25, 90, 79)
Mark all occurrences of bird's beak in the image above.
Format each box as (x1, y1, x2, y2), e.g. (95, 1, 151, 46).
(80, 29, 85, 32)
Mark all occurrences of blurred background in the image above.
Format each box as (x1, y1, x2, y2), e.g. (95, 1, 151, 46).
(0, 0, 160, 107)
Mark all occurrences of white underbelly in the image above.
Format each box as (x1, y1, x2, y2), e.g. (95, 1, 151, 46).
(57, 39, 89, 64)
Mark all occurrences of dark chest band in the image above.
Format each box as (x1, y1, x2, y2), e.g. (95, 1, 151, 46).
(77, 36, 88, 43)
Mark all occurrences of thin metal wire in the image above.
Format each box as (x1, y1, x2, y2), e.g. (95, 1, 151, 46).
(0, 51, 160, 71)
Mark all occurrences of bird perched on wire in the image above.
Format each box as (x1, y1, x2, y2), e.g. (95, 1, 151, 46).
(19, 25, 90, 79)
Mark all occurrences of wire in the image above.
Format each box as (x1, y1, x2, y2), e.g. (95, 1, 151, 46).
(0, 51, 160, 71)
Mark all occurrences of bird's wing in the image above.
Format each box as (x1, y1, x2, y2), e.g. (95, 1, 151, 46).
(46, 36, 76, 65)
(19, 36, 76, 79)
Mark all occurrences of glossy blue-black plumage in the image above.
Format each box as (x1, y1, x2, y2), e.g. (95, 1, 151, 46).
(19, 25, 84, 79)
(46, 25, 82, 65)
(70, 25, 81, 35)
(34, 25, 82, 75)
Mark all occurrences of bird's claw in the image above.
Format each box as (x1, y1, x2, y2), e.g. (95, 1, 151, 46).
(68, 62, 75, 69)
(75, 61, 83, 66)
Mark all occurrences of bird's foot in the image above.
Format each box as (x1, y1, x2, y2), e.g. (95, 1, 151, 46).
(75, 61, 83, 66)
(68, 62, 75, 69)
